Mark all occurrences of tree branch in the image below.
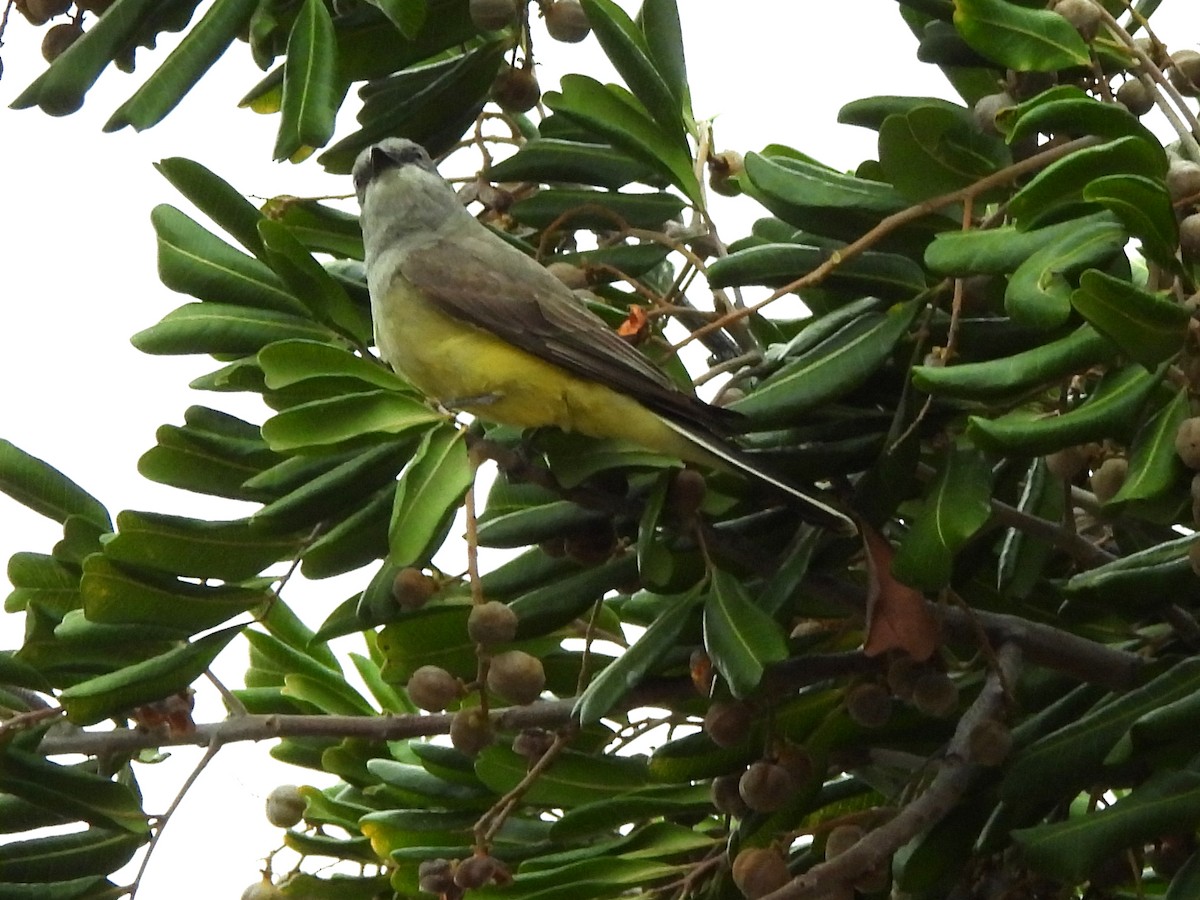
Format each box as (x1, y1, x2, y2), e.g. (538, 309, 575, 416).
(761, 643, 1023, 900)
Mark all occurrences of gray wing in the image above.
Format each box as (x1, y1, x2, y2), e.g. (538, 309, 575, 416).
(400, 228, 743, 438)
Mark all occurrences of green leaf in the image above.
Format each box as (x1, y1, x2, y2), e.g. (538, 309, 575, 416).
(300, 483, 394, 579)
(274, 0, 341, 161)
(485, 139, 658, 190)
(1014, 769, 1200, 882)
(892, 443, 993, 590)
(474, 746, 649, 807)
(1071, 269, 1189, 368)
(1084, 174, 1180, 270)
(59, 625, 242, 725)
(912, 322, 1115, 400)
(154, 157, 266, 258)
(132, 303, 334, 356)
(509, 553, 639, 639)
(104, 0, 255, 132)
(0, 440, 110, 530)
(256, 220, 372, 341)
(968, 362, 1164, 456)
(543, 75, 701, 205)
(1003, 657, 1200, 814)
(10, 0, 160, 117)
(1108, 387, 1189, 509)
(1004, 88, 1167, 172)
(371, 0, 428, 38)
(388, 426, 473, 568)
(708, 242, 927, 301)
(952, 0, 1090, 71)
(81, 555, 268, 635)
(839, 95, 971, 132)
(741, 150, 914, 241)
(924, 210, 1122, 275)
(574, 587, 701, 723)
(102, 511, 301, 581)
(0, 752, 149, 835)
(1004, 214, 1127, 329)
(1009, 136, 1168, 226)
(0, 828, 143, 883)
(703, 570, 788, 698)
(878, 105, 1010, 202)
(732, 301, 920, 422)
(150, 205, 305, 314)
(1062, 531, 1196, 606)
(509, 188, 686, 232)
(245, 629, 375, 716)
(259, 340, 409, 391)
(260, 391, 442, 451)
(251, 441, 413, 534)
(580, 0, 690, 149)
(635, 0, 691, 121)
(319, 39, 507, 173)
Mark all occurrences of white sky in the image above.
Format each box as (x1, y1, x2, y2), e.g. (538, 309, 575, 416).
(0, 2, 1193, 896)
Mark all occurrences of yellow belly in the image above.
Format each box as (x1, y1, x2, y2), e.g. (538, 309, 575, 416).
(373, 279, 693, 459)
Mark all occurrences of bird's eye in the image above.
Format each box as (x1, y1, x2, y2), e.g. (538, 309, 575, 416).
(399, 145, 425, 164)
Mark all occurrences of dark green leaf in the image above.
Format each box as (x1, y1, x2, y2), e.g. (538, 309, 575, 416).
(952, 0, 1090, 71)
(59, 625, 242, 725)
(878, 105, 1010, 201)
(154, 157, 266, 258)
(703, 570, 788, 698)
(274, 0, 341, 160)
(0, 440, 110, 530)
(388, 426, 473, 568)
(105, 0, 255, 132)
(260, 391, 442, 451)
(1071, 269, 1189, 367)
(1084, 174, 1180, 270)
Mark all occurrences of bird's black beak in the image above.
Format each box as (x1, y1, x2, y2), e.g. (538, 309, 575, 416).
(370, 145, 399, 176)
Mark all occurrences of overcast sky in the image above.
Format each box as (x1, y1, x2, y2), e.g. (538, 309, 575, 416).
(0, 2, 1193, 895)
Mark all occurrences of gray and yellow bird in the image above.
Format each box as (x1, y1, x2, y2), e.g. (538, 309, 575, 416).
(353, 138, 854, 533)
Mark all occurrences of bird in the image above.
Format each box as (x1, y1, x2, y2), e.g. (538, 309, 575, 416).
(352, 137, 854, 534)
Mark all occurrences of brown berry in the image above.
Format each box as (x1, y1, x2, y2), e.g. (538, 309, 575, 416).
(469, 0, 518, 30)
(824, 823, 866, 860)
(512, 727, 554, 761)
(973, 92, 1015, 136)
(885, 655, 924, 701)
(454, 853, 500, 889)
(1168, 50, 1200, 97)
(1089, 456, 1128, 503)
(911, 671, 959, 718)
(738, 761, 795, 813)
(406, 665, 461, 712)
(708, 150, 744, 197)
(1116, 78, 1155, 116)
(486, 650, 545, 705)
(1168, 160, 1200, 206)
(562, 520, 617, 565)
(468, 600, 519, 646)
(265, 785, 306, 828)
(775, 744, 814, 786)
(845, 682, 892, 729)
(546, 261, 589, 289)
(543, 0, 590, 42)
(1181, 213, 1200, 262)
(703, 701, 753, 749)
(668, 468, 708, 522)
(450, 707, 493, 755)
(1044, 445, 1089, 481)
(24, 0, 72, 22)
(1053, 0, 1101, 40)
(392, 567, 437, 610)
(418, 859, 456, 894)
(968, 717, 1013, 766)
(711, 773, 750, 817)
(491, 65, 541, 113)
(41, 22, 83, 63)
(731, 846, 790, 900)
(1176, 417, 1200, 469)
